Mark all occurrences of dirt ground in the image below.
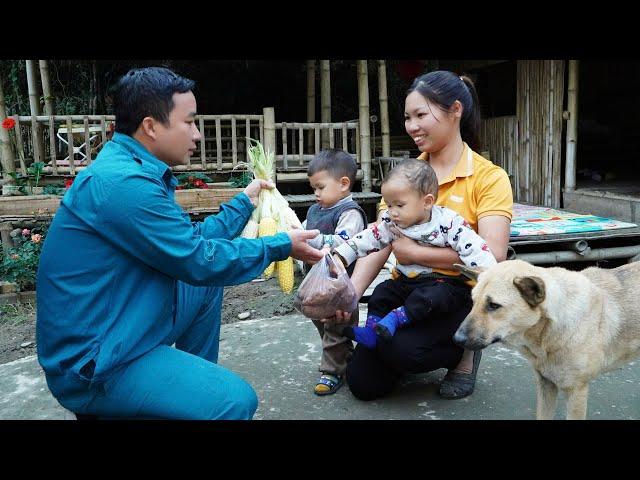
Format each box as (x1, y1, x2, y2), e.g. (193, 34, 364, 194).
(0, 273, 302, 365)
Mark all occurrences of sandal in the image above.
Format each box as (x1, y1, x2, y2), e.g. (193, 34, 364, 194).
(438, 350, 482, 399)
(314, 373, 344, 396)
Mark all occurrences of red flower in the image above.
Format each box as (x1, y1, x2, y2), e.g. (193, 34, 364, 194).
(2, 118, 16, 130)
(64, 178, 74, 188)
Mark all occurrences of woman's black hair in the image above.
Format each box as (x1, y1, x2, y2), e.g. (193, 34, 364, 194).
(406, 70, 481, 151)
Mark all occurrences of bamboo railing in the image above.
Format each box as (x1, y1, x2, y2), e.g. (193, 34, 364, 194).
(2, 111, 374, 189)
(274, 120, 359, 170)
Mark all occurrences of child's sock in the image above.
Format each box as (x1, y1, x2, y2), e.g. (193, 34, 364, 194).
(375, 306, 410, 340)
(343, 325, 378, 349)
(365, 314, 381, 329)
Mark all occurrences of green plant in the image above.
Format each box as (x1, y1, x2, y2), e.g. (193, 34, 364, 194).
(43, 183, 66, 195)
(0, 224, 48, 292)
(27, 162, 45, 188)
(228, 171, 253, 188)
(175, 172, 213, 190)
(7, 172, 30, 194)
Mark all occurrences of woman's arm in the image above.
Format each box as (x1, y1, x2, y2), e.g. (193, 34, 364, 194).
(477, 214, 511, 262)
(390, 214, 511, 268)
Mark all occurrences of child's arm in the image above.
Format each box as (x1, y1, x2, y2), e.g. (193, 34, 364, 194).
(443, 211, 498, 268)
(333, 216, 395, 267)
(305, 208, 366, 250)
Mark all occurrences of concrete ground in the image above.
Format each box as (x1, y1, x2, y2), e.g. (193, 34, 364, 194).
(1, 302, 639, 420)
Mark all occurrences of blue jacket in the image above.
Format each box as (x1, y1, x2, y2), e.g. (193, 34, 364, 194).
(36, 132, 291, 384)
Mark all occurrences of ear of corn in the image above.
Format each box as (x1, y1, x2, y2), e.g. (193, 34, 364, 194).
(240, 219, 259, 239)
(276, 257, 295, 294)
(246, 138, 304, 292)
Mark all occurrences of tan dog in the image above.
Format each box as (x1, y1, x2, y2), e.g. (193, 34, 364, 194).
(453, 259, 640, 420)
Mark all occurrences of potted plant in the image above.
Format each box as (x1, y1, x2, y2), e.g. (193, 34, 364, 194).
(4, 172, 30, 195)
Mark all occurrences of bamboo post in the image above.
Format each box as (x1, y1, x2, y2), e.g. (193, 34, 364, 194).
(357, 60, 372, 192)
(262, 107, 276, 181)
(298, 126, 304, 165)
(25, 60, 44, 163)
(199, 116, 206, 170)
(306, 60, 316, 152)
(564, 60, 579, 193)
(245, 118, 251, 162)
(66, 116, 75, 176)
(0, 80, 16, 177)
(341, 124, 348, 151)
(14, 115, 27, 174)
(231, 116, 237, 168)
(377, 60, 391, 163)
(39, 60, 54, 116)
(314, 126, 320, 153)
(320, 60, 331, 149)
(282, 122, 288, 169)
(48, 115, 58, 175)
(215, 118, 222, 170)
(0, 222, 13, 253)
(84, 116, 92, 164)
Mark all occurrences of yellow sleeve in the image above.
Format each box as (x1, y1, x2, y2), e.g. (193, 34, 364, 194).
(476, 168, 513, 221)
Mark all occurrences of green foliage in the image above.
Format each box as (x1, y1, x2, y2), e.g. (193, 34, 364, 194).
(176, 172, 213, 189)
(43, 183, 66, 195)
(0, 224, 48, 292)
(0, 302, 35, 325)
(228, 171, 253, 188)
(26, 162, 45, 188)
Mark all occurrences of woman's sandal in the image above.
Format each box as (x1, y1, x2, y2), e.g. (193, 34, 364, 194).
(314, 373, 344, 396)
(438, 350, 482, 399)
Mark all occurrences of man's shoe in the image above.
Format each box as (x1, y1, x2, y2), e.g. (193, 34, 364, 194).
(438, 350, 482, 399)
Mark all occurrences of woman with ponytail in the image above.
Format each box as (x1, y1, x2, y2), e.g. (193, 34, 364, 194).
(334, 70, 513, 402)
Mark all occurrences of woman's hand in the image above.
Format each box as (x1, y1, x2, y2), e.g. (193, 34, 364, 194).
(243, 179, 274, 207)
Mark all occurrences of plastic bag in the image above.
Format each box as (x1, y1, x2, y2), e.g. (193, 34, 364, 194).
(294, 254, 359, 320)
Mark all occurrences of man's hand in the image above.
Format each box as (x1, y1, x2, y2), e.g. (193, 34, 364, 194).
(243, 179, 274, 207)
(288, 229, 324, 264)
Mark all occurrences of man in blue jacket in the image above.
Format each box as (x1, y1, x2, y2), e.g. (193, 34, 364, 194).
(36, 67, 322, 420)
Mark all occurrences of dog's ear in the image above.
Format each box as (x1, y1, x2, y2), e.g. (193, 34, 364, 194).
(513, 276, 546, 307)
(453, 264, 484, 282)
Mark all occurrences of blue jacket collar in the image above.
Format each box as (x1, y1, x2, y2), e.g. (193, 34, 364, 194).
(111, 132, 173, 179)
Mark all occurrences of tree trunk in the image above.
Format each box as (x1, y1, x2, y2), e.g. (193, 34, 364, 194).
(39, 60, 54, 116)
(25, 60, 44, 163)
(0, 79, 17, 179)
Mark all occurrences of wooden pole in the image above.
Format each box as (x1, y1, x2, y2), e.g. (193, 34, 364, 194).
(564, 60, 579, 193)
(320, 60, 331, 149)
(377, 60, 391, 161)
(357, 60, 372, 192)
(306, 60, 316, 153)
(0, 79, 16, 178)
(39, 60, 54, 116)
(25, 60, 44, 163)
(263, 107, 276, 181)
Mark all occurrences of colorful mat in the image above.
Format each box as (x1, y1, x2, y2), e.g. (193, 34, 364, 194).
(510, 203, 638, 237)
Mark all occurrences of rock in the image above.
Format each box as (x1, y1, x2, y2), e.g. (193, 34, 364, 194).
(237, 311, 251, 320)
(20, 341, 34, 348)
